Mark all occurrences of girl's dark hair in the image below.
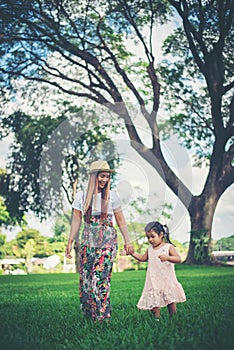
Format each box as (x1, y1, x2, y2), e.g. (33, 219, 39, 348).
(144, 221, 175, 246)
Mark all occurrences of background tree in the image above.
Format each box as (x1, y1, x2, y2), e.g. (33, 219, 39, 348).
(48, 212, 72, 267)
(22, 238, 35, 273)
(51, 212, 71, 243)
(0, 194, 16, 258)
(0, 195, 11, 226)
(16, 227, 50, 256)
(213, 235, 234, 251)
(0, 233, 6, 259)
(0, 179, 19, 226)
(0, 1, 233, 263)
(161, 0, 234, 263)
(49, 210, 84, 271)
(0, 113, 64, 221)
(0, 106, 120, 221)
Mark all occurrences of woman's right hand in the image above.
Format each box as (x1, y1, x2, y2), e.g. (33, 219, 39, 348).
(65, 241, 73, 259)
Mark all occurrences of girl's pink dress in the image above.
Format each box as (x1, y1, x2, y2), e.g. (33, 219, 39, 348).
(137, 243, 186, 309)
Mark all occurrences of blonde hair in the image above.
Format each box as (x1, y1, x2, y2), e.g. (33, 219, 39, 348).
(83, 172, 111, 220)
(83, 173, 96, 213)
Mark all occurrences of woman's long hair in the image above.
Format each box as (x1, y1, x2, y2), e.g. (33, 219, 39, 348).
(83, 172, 110, 223)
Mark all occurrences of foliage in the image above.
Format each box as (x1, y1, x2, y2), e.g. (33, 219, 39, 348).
(0, 112, 63, 221)
(15, 227, 50, 258)
(0, 195, 9, 225)
(0, 1, 170, 95)
(0, 108, 120, 221)
(123, 186, 173, 233)
(49, 241, 67, 255)
(0, 0, 233, 264)
(213, 235, 234, 251)
(0, 193, 19, 258)
(0, 266, 233, 349)
(52, 212, 72, 243)
(159, 0, 233, 166)
(193, 235, 211, 264)
(0, 233, 6, 258)
(0, 194, 16, 226)
(47, 212, 72, 254)
(4, 239, 16, 257)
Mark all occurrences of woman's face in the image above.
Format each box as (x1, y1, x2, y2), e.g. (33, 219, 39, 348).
(97, 172, 110, 191)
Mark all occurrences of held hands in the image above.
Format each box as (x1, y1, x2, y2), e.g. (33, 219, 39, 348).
(122, 242, 134, 255)
(65, 240, 134, 258)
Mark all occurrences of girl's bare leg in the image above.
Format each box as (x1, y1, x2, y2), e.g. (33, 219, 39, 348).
(151, 306, 160, 318)
(167, 302, 176, 316)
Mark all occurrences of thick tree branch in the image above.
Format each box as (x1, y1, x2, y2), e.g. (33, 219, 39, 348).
(223, 80, 234, 95)
(149, 0, 154, 55)
(227, 94, 234, 128)
(119, 0, 153, 62)
(169, 0, 207, 73)
(1, 36, 115, 98)
(12, 13, 123, 99)
(202, 137, 234, 200)
(131, 140, 193, 209)
(217, 0, 234, 46)
(217, 144, 234, 196)
(96, 18, 150, 116)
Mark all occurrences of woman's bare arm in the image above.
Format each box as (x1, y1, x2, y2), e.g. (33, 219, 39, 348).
(114, 207, 134, 254)
(65, 209, 82, 258)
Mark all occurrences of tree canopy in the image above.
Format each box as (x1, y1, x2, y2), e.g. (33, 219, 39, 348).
(0, 105, 120, 221)
(213, 235, 234, 251)
(0, 0, 233, 263)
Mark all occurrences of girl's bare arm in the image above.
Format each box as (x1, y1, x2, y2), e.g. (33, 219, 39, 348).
(131, 250, 148, 262)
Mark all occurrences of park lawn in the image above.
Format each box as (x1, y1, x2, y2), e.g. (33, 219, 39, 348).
(0, 265, 233, 350)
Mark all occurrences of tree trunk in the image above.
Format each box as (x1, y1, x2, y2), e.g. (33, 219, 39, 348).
(186, 193, 219, 264)
(25, 256, 33, 274)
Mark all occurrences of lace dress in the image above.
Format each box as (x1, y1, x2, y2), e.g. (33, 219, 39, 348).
(137, 244, 186, 309)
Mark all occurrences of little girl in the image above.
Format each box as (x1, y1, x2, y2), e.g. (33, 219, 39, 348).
(122, 221, 186, 318)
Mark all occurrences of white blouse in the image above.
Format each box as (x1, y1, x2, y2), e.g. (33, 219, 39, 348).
(72, 189, 122, 215)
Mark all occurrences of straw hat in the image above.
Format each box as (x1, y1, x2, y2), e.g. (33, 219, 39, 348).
(89, 160, 115, 174)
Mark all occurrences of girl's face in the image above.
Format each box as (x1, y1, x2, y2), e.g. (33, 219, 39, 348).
(97, 172, 110, 191)
(146, 229, 163, 248)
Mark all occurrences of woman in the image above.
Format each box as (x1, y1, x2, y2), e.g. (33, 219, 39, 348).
(65, 160, 134, 322)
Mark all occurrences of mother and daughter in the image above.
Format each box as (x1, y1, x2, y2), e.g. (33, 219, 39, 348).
(65, 160, 186, 323)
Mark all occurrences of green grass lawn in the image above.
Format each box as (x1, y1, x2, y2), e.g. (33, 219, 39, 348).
(0, 265, 233, 350)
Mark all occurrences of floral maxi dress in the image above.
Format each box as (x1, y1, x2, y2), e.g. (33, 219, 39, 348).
(72, 190, 120, 322)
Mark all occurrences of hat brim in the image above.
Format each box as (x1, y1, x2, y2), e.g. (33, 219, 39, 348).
(89, 168, 115, 174)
